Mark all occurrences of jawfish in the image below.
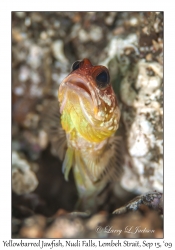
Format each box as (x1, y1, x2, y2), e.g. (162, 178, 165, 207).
(43, 59, 122, 211)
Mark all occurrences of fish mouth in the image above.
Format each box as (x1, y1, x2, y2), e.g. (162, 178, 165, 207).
(59, 74, 100, 124)
(67, 75, 91, 96)
(63, 75, 92, 97)
(60, 74, 98, 106)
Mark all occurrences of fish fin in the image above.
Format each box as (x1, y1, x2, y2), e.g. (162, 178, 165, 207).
(84, 136, 124, 184)
(62, 148, 74, 181)
(41, 100, 67, 161)
(98, 136, 124, 182)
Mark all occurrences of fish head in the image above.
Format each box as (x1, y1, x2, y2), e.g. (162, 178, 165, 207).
(58, 58, 120, 142)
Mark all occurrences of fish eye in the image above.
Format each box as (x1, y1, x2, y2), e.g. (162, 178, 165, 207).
(96, 70, 110, 89)
(71, 60, 82, 71)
